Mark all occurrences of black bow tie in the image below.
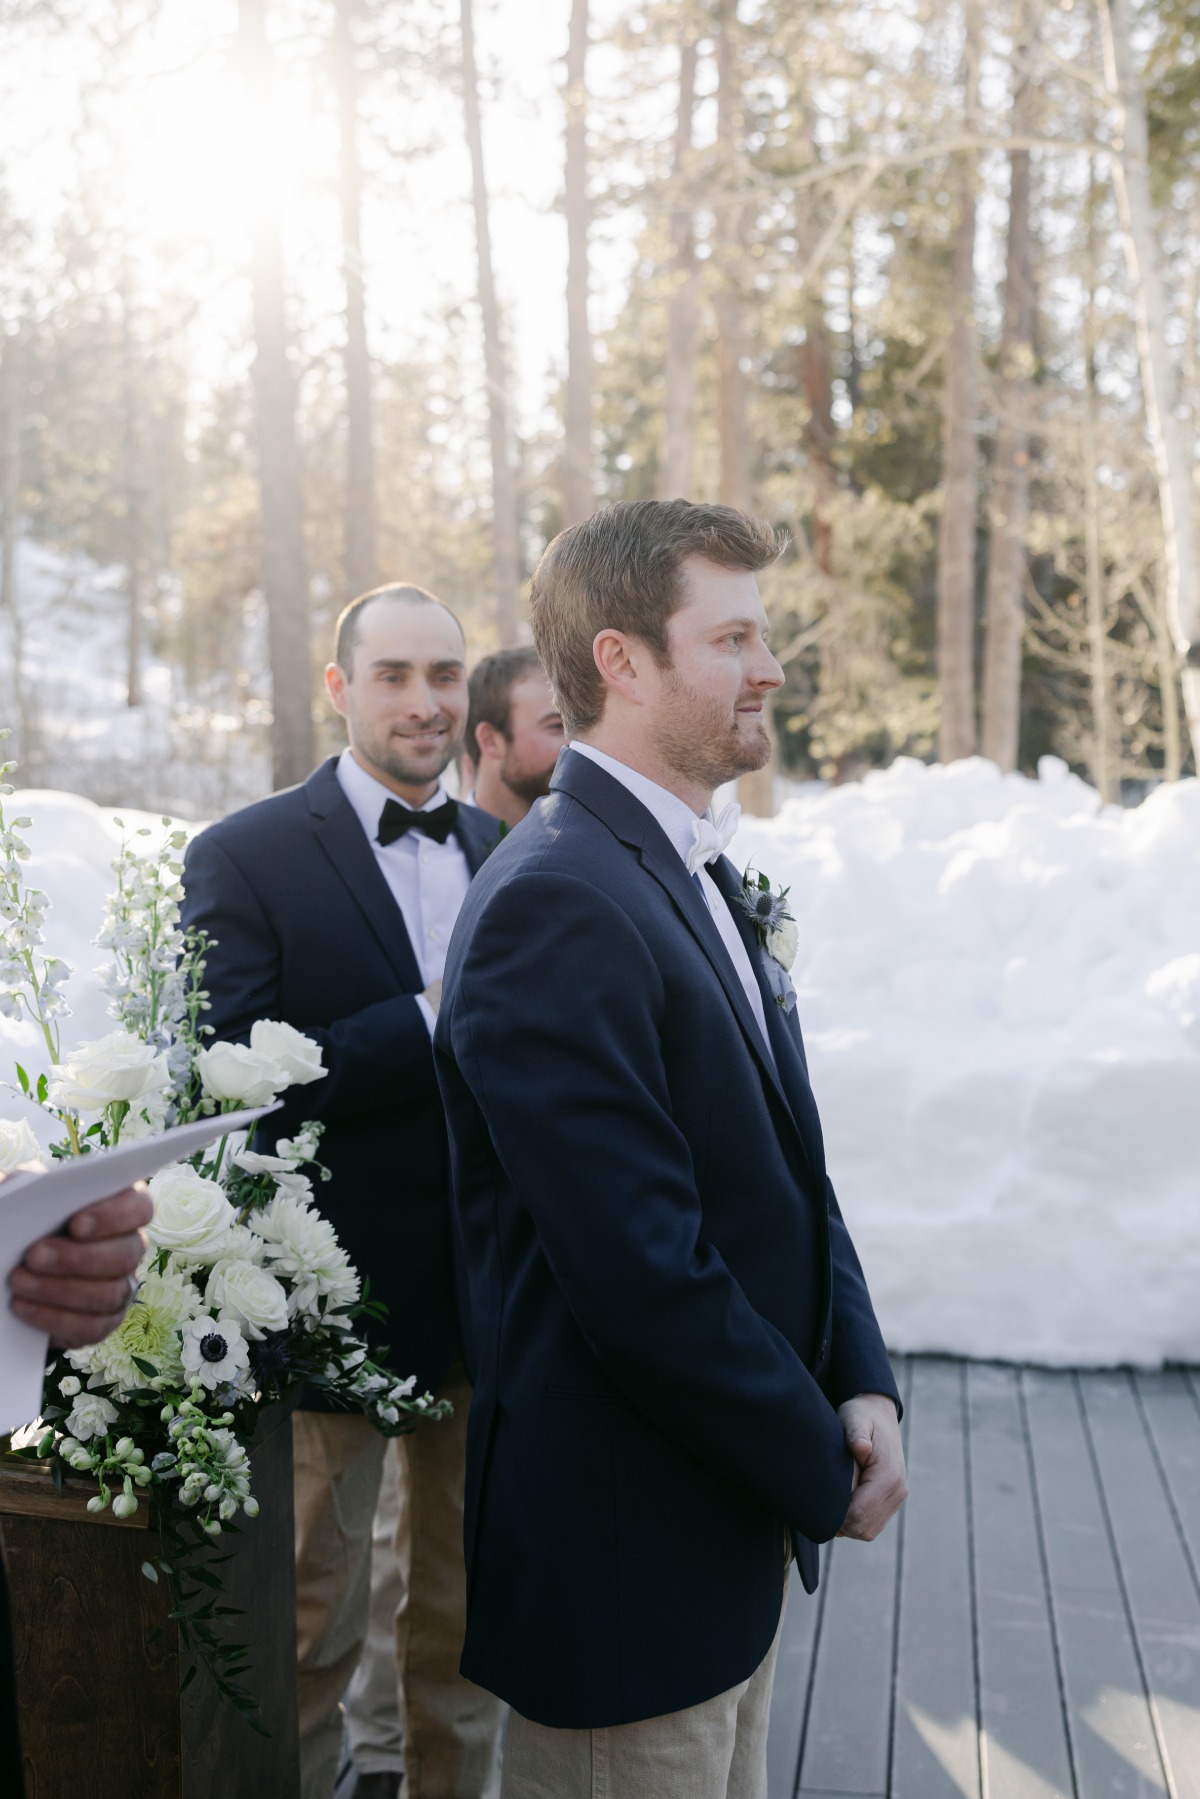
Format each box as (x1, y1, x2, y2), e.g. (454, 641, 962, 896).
(377, 796, 459, 847)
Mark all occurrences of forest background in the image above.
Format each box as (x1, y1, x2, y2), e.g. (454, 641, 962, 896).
(0, 0, 1197, 819)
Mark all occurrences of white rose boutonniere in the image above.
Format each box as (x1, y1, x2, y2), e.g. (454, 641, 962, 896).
(737, 868, 799, 1011)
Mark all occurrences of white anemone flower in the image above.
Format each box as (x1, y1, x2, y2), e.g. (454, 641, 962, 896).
(181, 1314, 251, 1391)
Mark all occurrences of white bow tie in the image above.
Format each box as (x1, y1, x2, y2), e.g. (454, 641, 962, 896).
(685, 802, 741, 877)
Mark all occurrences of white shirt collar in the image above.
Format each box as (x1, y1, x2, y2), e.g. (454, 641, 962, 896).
(568, 742, 711, 866)
(337, 747, 449, 846)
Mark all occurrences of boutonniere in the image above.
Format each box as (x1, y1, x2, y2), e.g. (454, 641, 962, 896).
(737, 869, 799, 1010)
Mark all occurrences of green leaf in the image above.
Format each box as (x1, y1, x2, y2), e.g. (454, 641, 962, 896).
(131, 1356, 158, 1378)
(14, 1063, 28, 1094)
(141, 1561, 159, 1584)
(35, 1074, 48, 1103)
(178, 1665, 197, 1695)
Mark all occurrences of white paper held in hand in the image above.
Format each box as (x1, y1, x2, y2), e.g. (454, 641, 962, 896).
(0, 1103, 281, 1435)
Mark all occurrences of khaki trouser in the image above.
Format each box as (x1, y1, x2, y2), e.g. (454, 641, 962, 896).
(292, 1368, 505, 1799)
(499, 1590, 787, 1799)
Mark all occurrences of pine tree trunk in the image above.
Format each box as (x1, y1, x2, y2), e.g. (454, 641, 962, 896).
(1098, 0, 1200, 769)
(714, 0, 751, 514)
(564, 0, 593, 523)
(334, 0, 379, 602)
(935, 0, 983, 763)
(1, 343, 20, 615)
(240, 0, 315, 790)
(980, 2, 1038, 771)
(460, 0, 519, 645)
(660, 35, 699, 501)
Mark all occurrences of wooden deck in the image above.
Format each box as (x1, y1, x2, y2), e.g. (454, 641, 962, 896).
(766, 1357, 1200, 1799)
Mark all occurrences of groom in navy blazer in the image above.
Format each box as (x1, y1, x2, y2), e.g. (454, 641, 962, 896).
(436, 502, 907, 1799)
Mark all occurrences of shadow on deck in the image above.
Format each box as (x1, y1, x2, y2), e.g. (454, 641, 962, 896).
(767, 1357, 1200, 1799)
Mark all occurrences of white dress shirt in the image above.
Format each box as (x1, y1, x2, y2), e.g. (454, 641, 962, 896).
(569, 743, 774, 1062)
(337, 748, 472, 1036)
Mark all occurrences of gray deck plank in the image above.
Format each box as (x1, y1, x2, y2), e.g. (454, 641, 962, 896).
(766, 1561, 822, 1799)
(796, 1369, 905, 1798)
(890, 1358, 980, 1799)
(1024, 1368, 1166, 1798)
(1134, 1370, 1200, 1596)
(1080, 1371, 1200, 1799)
(967, 1364, 1074, 1799)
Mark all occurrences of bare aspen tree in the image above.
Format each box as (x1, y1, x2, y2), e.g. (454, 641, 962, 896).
(239, 0, 315, 790)
(1081, 159, 1113, 799)
(714, 0, 751, 514)
(659, 33, 699, 501)
(1098, 0, 1200, 768)
(935, 0, 983, 763)
(1, 336, 20, 615)
(564, 0, 594, 523)
(460, 0, 520, 645)
(333, 0, 379, 602)
(980, 0, 1039, 771)
(118, 262, 142, 708)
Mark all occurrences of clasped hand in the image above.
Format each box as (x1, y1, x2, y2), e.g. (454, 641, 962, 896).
(836, 1392, 908, 1541)
(7, 1180, 153, 1348)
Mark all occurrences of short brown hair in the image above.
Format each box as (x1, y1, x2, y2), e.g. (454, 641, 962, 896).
(334, 582, 463, 675)
(467, 646, 545, 751)
(529, 500, 784, 732)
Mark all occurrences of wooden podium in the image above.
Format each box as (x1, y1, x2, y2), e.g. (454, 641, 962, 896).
(0, 1400, 300, 1799)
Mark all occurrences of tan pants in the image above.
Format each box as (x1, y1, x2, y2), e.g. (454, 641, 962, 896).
(499, 1593, 787, 1799)
(293, 1368, 505, 1799)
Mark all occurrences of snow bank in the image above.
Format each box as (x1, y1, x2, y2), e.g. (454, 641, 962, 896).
(732, 756, 1200, 1368)
(4, 761, 1199, 1367)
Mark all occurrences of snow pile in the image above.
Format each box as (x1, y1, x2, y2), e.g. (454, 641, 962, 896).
(732, 756, 1200, 1368)
(0, 792, 197, 1139)
(4, 760, 1199, 1367)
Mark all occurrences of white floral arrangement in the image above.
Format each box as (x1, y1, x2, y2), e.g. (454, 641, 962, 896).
(0, 732, 447, 1719)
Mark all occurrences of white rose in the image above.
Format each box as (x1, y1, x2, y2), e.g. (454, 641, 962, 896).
(250, 1021, 325, 1088)
(204, 1258, 289, 1340)
(0, 1117, 40, 1170)
(147, 1164, 236, 1256)
(65, 1392, 119, 1441)
(48, 1031, 169, 1113)
(766, 916, 800, 973)
(196, 1040, 284, 1107)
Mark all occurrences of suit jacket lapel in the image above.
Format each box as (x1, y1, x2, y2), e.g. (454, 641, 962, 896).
(305, 760, 424, 990)
(551, 753, 801, 1139)
(708, 856, 828, 1183)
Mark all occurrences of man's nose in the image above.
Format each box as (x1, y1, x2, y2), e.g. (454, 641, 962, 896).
(403, 678, 440, 717)
(752, 643, 785, 692)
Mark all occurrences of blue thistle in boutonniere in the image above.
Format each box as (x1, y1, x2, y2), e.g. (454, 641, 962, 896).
(738, 869, 799, 1010)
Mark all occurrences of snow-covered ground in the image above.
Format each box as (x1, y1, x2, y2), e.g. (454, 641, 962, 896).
(3, 757, 1198, 1368)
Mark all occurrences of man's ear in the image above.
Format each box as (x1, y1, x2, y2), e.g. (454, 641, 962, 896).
(592, 629, 643, 704)
(325, 663, 349, 717)
(474, 719, 505, 763)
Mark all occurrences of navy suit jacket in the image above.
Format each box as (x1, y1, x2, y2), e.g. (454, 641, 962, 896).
(181, 757, 498, 1394)
(434, 750, 900, 1729)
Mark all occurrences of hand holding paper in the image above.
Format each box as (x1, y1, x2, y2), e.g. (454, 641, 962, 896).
(10, 1181, 154, 1347)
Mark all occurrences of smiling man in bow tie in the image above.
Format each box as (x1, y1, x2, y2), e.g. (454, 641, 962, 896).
(182, 584, 504, 1799)
(435, 502, 907, 1799)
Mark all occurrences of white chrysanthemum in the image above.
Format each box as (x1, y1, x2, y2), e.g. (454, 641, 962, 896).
(69, 1266, 200, 1393)
(248, 1193, 360, 1318)
(0, 1117, 39, 1170)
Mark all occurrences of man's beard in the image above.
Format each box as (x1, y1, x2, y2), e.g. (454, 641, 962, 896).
(650, 666, 771, 793)
(362, 715, 462, 787)
(500, 747, 556, 807)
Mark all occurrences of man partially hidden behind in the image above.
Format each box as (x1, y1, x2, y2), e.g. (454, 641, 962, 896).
(435, 503, 908, 1799)
(463, 647, 564, 828)
(182, 585, 505, 1799)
